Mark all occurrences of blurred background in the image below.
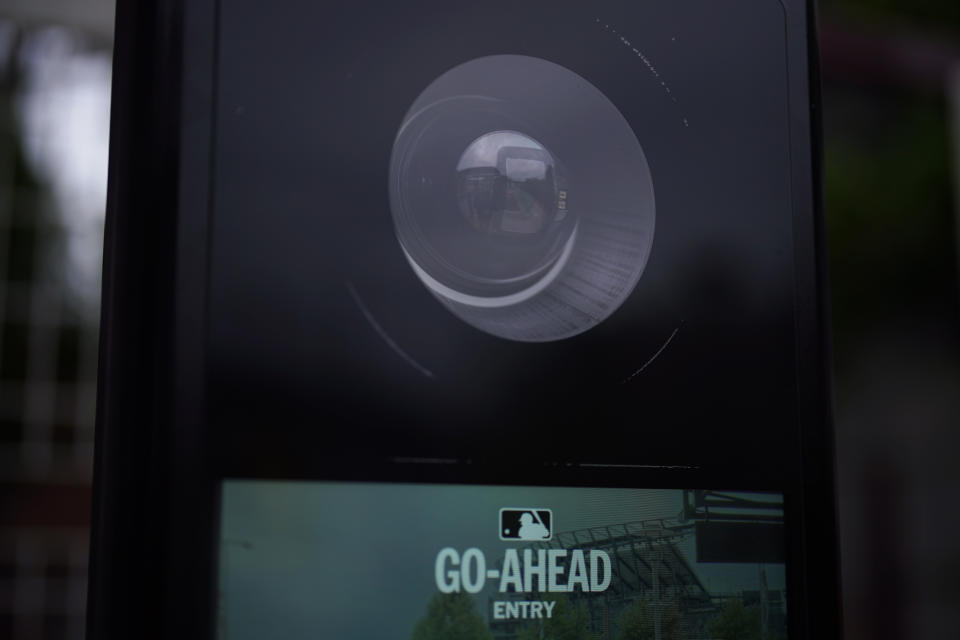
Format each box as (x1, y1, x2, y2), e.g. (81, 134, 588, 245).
(0, 0, 956, 638)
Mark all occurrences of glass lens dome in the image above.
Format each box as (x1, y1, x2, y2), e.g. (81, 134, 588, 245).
(389, 55, 655, 342)
(456, 131, 568, 238)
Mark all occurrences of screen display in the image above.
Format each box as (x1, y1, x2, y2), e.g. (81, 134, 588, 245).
(217, 482, 787, 639)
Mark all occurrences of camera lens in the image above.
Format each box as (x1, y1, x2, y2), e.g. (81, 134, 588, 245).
(390, 56, 655, 342)
(456, 131, 567, 238)
(391, 102, 577, 300)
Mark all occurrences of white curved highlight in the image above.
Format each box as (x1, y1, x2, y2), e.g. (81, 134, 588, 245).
(402, 223, 578, 309)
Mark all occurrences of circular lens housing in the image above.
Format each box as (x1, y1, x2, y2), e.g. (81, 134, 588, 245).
(390, 55, 655, 342)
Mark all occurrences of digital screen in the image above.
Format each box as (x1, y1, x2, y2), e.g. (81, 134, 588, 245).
(217, 482, 787, 639)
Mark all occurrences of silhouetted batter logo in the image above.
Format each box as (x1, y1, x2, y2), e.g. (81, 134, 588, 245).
(499, 508, 552, 541)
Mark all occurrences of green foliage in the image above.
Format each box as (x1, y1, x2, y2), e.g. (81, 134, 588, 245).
(516, 624, 540, 640)
(516, 595, 599, 640)
(411, 592, 493, 640)
(707, 599, 761, 640)
(617, 597, 684, 640)
(823, 91, 957, 351)
(820, 0, 959, 32)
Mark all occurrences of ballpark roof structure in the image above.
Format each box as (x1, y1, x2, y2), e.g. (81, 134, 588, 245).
(522, 519, 710, 604)
(489, 519, 720, 639)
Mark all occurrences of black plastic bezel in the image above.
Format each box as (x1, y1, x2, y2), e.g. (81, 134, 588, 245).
(87, 1, 841, 638)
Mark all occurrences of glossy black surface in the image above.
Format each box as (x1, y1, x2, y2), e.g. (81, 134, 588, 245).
(89, 1, 839, 638)
(209, 0, 800, 473)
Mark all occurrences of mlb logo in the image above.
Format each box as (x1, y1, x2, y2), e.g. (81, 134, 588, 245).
(499, 508, 553, 541)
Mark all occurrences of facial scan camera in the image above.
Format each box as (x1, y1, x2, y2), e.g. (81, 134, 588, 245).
(89, 2, 840, 639)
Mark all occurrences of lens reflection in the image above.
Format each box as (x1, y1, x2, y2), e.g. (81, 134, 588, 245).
(389, 55, 655, 342)
(393, 115, 576, 297)
(456, 131, 567, 238)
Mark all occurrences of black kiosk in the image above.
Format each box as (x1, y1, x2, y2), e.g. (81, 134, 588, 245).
(89, 1, 841, 638)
